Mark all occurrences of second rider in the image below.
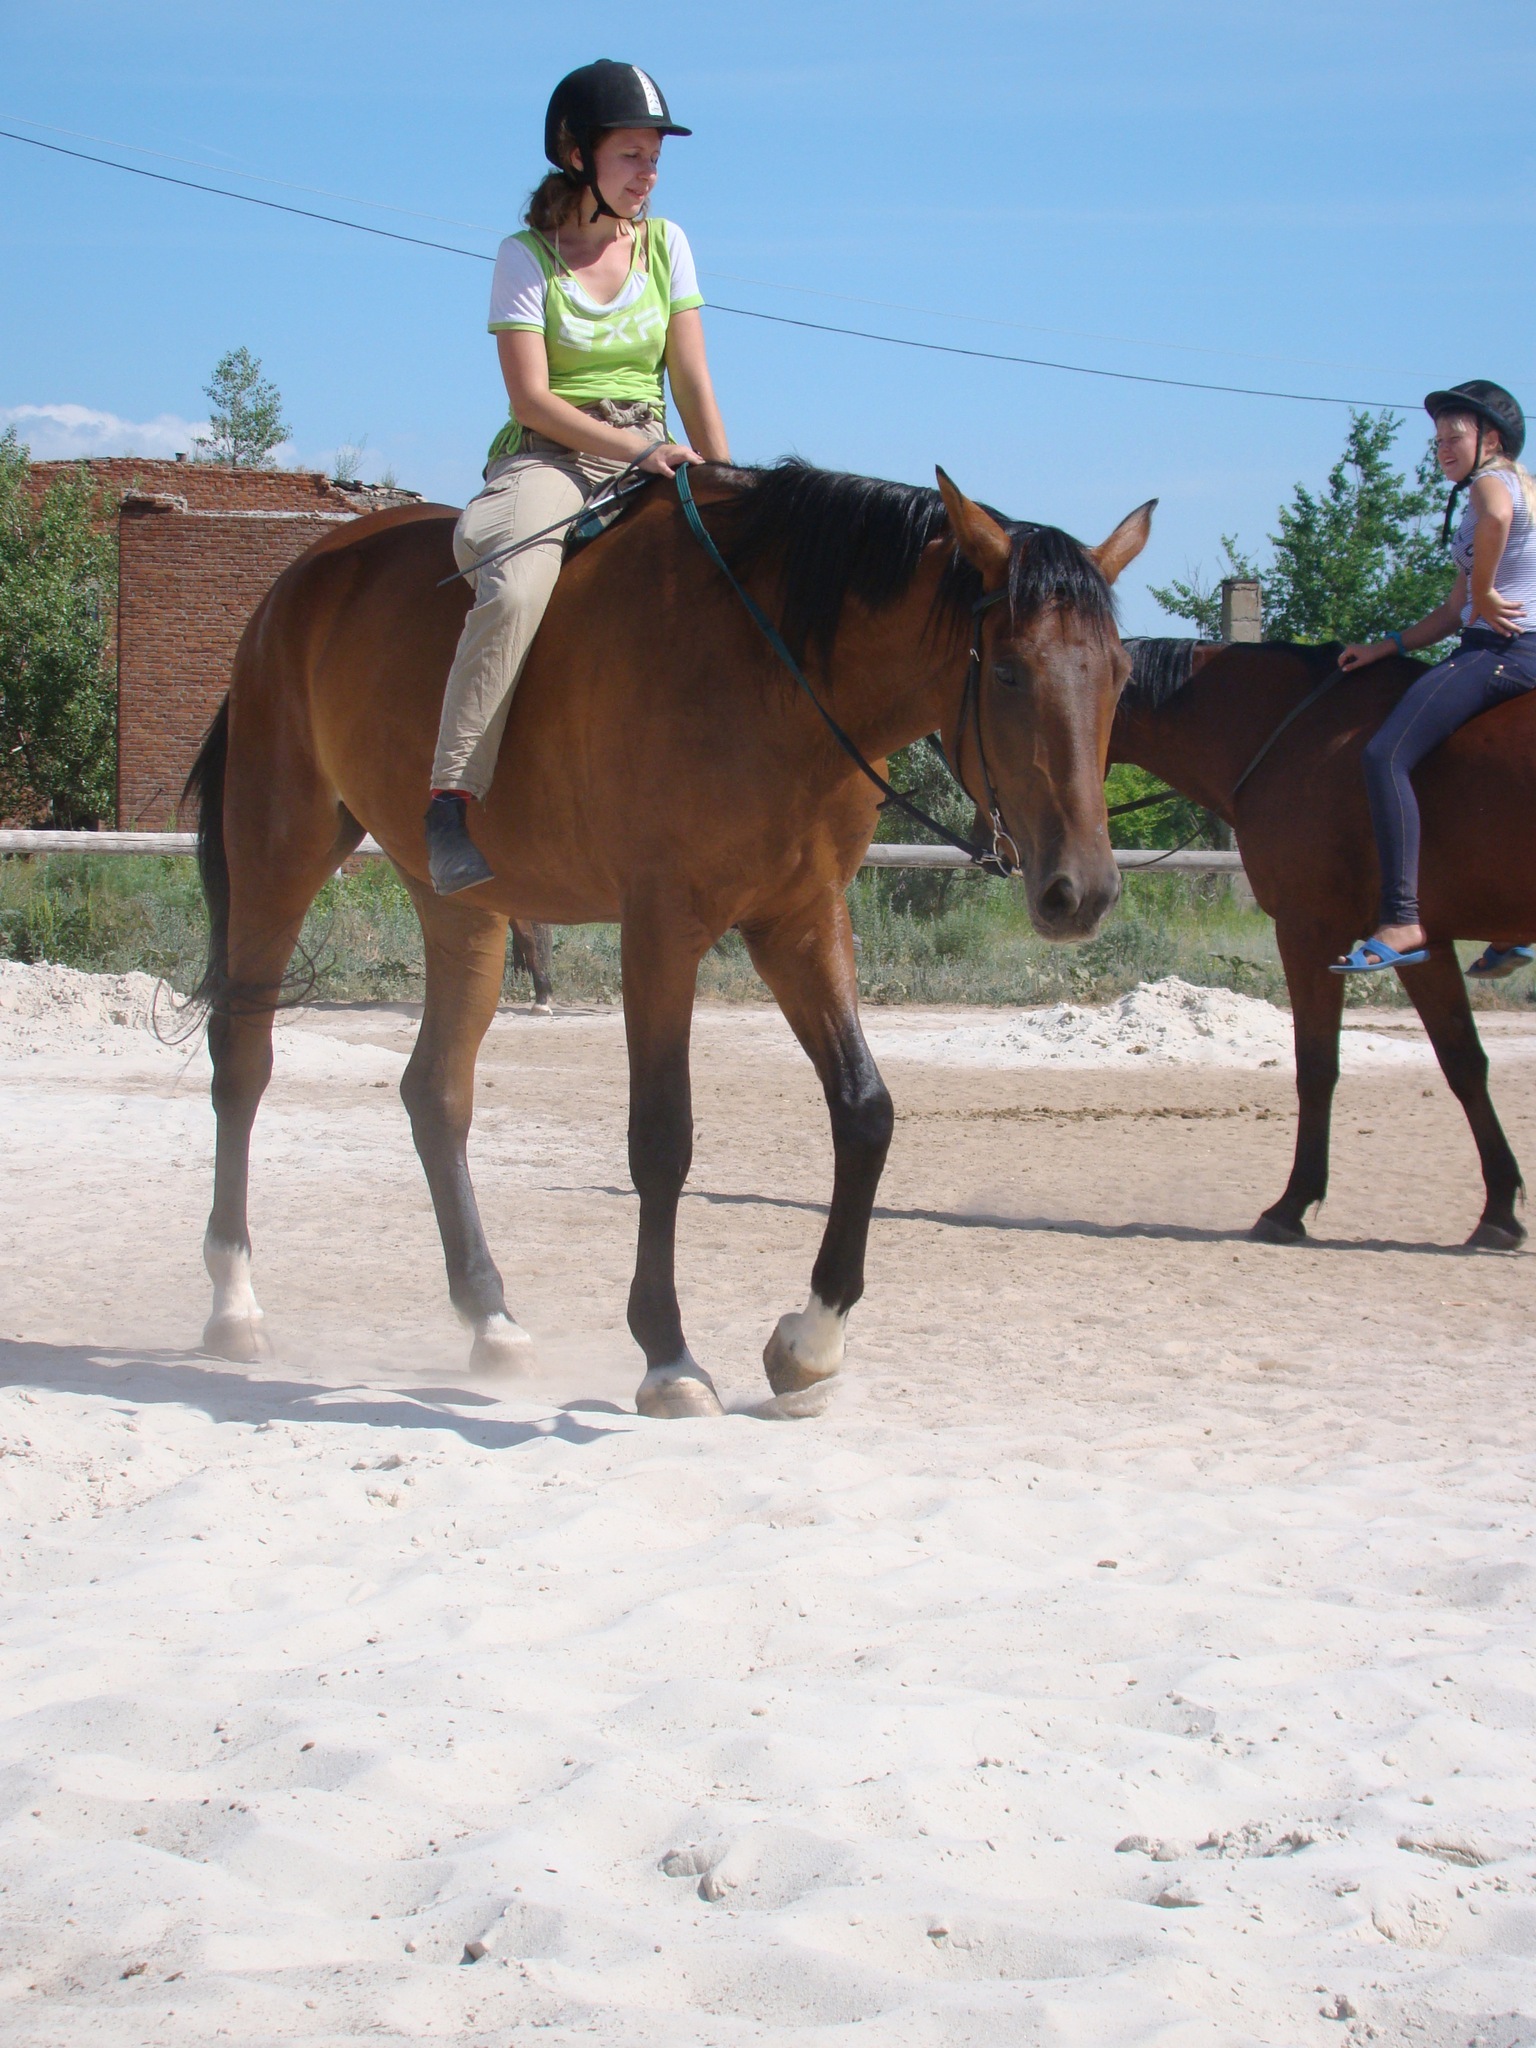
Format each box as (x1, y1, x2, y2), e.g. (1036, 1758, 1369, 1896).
(425, 60, 731, 894)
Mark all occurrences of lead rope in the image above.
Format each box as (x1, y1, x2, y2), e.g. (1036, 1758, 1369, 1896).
(672, 465, 1019, 874)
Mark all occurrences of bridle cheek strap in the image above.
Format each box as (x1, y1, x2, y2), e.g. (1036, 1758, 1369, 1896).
(674, 466, 1020, 875)
(931, 584, 1021, 876)
(958, 585, 1022, 877)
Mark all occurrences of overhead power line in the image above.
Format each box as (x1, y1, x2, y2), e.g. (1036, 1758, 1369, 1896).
(0, 113, 501, 234)
(0, 127, 495, 260)
(2, 114, 1411, 377)
(0, 125, 1413, 411)
(702, 303, 1408, 408)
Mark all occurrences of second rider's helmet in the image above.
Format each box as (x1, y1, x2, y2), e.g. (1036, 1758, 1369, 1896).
(544, 61, 691, 222)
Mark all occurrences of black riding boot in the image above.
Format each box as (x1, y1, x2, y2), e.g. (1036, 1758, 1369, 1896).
(424, 792, 494, 895)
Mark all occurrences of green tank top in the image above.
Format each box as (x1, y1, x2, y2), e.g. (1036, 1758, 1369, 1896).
(487, 219, 693, 463)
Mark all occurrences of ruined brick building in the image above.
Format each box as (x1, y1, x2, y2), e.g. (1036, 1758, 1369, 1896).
(25, 457, 423, 827)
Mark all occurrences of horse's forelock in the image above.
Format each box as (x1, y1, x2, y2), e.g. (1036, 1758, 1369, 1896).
(1001, 523, 1117, 640)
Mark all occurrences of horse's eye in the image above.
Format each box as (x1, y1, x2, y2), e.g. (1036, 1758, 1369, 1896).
(992, 661, 1023, 689)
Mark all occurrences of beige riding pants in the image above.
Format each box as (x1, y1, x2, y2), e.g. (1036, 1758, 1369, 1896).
(431, 404, 658, 799)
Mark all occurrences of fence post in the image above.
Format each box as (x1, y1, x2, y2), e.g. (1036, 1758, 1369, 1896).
(1220, 577, 1263, 643)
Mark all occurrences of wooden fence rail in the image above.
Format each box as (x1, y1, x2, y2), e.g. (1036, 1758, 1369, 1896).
(0, 830, 1244, 875)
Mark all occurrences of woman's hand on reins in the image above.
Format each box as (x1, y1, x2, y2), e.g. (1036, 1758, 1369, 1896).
(637, 441, 705, 478)
(1339, 640, 1395, 671)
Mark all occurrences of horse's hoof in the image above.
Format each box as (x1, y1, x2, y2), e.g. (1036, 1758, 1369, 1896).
(636, 1357, 724, 1419)
(1250, 1211, 1307, 1246)
(1466, 1219, 1526, 1252)
(529, 1001, 553, 1017)
(469, 1314, 535, 1374)
(762, 1297, 845, 1408)
(767, 1378, 837, 1420)
(201, 1312, 272, 1364)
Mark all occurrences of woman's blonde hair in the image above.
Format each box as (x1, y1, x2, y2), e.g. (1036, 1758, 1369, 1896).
(1439, 410, 1536, 523)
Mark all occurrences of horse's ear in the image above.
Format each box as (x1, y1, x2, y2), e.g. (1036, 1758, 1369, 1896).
(1090, 499, 1157, 585)
(936, 467, 1012, 589)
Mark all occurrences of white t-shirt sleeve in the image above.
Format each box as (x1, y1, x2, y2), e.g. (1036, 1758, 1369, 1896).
(665, 221, 704, 309)
(488, 236, 547, 332)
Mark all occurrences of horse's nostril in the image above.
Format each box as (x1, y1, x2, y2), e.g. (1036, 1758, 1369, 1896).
(1039, 875, 1081, 924)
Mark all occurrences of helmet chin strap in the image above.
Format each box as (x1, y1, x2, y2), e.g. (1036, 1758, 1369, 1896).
(572, 139, 622, 224)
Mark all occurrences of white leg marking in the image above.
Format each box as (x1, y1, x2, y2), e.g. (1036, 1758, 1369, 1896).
(763, 1293, 847, 1415)
(636, 1351, 725, 1420)
(469, 1312, 535, 1375)
(202, 1234, 271, 1362)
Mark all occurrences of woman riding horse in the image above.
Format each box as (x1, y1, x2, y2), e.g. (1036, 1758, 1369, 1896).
(1333, 380, 1536, 977)
(425, 59, 731, 894)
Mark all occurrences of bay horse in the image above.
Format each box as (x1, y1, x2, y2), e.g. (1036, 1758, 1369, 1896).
(187, 460, 1152, 1417)
(1112, 638, 1533, 1250)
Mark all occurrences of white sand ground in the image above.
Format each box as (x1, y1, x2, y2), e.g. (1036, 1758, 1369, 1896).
(1, 966, 1534, 2048)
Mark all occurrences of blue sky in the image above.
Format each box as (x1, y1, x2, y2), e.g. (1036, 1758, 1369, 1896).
(3, 0, 1532, 632)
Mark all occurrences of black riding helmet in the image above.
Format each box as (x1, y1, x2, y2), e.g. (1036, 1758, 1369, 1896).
(544, 61, 691, 224)
(1425, 380, 1526, 541)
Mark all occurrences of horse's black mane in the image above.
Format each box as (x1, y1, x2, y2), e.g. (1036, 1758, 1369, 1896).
(1122, 635, 1344, 711)
(709, 458, 1116, 666)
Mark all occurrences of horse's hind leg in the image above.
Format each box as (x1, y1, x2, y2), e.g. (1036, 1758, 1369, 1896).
(510, 917, 554, 1014)
(742, 895, 893, 1415)
(1252, 926, 1347, 1245)
(204, 810, 360, 1360)
(620, 901, 721, 1418)
(529, 922, 554, 1011)
(400, 885, 533, 1369)
(1401, 945, 1525, 1249)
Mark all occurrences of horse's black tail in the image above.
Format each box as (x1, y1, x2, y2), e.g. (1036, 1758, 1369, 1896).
(182, 696, 231, 1015)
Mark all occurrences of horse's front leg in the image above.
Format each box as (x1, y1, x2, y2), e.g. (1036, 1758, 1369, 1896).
(742, 894, 893, 1415)
(1252, 924, 1347, 1244)
(1400, 944, 1526, 1249)
(621, 905, 721, 1418)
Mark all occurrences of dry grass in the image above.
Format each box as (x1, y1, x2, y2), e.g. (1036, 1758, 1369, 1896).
(1, 852, 1529, 1014)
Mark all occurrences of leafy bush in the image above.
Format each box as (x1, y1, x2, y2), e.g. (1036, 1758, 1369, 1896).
(0, 429, 117, 825)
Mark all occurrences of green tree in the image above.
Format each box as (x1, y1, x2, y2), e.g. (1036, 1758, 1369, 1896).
(194, 345, 290, 466)
(0, 428, 118, 826)
(1150, 410, 1454, 645)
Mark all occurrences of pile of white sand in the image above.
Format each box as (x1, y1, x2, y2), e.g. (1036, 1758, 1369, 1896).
(0, 963, 411, 1085)
(866, 976, 1435, 1071)
(0, 960, 169, 1057)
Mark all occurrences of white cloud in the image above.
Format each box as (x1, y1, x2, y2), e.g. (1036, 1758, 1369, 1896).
(1, 403, 211, 461)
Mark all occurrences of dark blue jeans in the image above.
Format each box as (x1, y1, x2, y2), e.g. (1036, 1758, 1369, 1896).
(1362, 628, 1536, 926)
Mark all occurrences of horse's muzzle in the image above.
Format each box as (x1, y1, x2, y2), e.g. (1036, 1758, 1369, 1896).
(1027, 854, 1120, 941)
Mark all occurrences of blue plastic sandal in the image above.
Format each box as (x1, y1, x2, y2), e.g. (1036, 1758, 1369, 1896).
(1329, 937, 1430, 974)
(1466, 944, 1535, 980)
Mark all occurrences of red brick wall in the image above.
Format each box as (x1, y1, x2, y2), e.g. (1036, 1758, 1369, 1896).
(26, 457, 380, 520)
(116, 498, 354, 828)
(15, 461, 422, 827)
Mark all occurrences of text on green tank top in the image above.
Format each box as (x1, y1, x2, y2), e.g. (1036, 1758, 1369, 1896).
(488, 219, 679, 464)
